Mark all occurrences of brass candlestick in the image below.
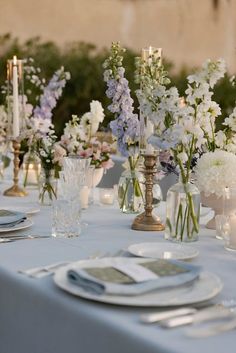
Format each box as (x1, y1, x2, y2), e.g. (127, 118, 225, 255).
(3, 140, 27, 197)
(132, 153, 165, 231)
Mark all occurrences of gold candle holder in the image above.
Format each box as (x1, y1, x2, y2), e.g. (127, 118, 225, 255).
(132, 153, 165, 231)
(3, 140, 28, 197)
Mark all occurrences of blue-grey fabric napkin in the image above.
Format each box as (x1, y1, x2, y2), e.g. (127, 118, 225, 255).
(0, 210, 26, 227)
(67, 259, 201, 296)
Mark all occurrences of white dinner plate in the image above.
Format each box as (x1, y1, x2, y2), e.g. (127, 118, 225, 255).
(127, 242, 199, 261)
(3, 205, 40, 215)
(54, 257, 223, 307)
(0, 218, 33, 233)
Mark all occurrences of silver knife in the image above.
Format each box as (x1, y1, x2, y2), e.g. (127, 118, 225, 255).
(160, 306, 234, 328)
(140, 307, 197, 324)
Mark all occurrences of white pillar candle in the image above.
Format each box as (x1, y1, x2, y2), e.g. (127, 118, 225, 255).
(145, 119, 154, 154)
(12, 56, 20, 139)
(80, 186, 89, 209)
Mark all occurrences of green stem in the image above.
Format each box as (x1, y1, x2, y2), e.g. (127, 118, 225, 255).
(175, 203, 182, 238)
(23, 166, 29, 187)
(180, 202, 188, 241)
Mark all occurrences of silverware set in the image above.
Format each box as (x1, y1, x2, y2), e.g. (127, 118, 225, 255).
(140, 301, 236, 337)
(0, 235, 51, 243)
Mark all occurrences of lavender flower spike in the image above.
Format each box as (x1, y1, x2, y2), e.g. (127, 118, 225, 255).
(34, 67, 70, 121)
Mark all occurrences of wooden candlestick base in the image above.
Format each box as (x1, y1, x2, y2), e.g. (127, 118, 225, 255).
(131, 153, 165, 231)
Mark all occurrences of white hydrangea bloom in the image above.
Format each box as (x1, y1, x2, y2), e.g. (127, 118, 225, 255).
(195, 150, 236, 197)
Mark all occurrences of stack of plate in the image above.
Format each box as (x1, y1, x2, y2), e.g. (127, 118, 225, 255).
(0, 208, 36, 233)
(54, 254, 223, 307)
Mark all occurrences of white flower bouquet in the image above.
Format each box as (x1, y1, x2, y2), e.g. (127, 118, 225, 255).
(60, 100, 114, 170)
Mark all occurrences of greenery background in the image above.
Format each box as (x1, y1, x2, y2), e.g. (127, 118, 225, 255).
(0, 33, 235, 136)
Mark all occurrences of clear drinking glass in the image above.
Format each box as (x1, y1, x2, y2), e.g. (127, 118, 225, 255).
(52, 199, 81, 238)
(221, 187, 236, 251)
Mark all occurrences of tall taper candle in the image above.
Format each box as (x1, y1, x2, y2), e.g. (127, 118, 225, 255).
(12, 55, 20, 138)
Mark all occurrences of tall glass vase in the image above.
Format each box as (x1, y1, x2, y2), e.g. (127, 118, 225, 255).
(118, 156, 144, 214)
(165, 178, 200, 242)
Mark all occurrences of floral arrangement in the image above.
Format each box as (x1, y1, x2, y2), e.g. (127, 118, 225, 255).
(103, 43, 143, 212)
(134, 54, 228, 239)
(195, 150, 236, 198)
(19, 63, 70, 171)
(35, 124, 66, 203)
(103, 42, 140, 159)
(16, 61, 70, 200)
(60, 100, 114, 170)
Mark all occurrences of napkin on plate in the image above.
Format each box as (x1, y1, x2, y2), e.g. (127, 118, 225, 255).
(0, 210, 26, 228)
(67, 259, 201, 296)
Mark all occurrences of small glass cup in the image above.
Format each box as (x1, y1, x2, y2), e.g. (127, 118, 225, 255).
(52, 199, 81, 238)
(222, 215, 236, 252)
(215, 214, 228, 240)
(99, 188, 115, 205)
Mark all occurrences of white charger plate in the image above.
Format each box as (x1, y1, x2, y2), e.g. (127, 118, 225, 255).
(0, 218, 33, 233)
(128, 242, 199, 261)
(54, 257, 223, 307)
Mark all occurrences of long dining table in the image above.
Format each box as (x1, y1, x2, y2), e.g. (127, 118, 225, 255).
(0, 181, 235, 353)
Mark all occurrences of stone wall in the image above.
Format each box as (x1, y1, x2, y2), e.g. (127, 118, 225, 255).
(0, 0, 235, 71)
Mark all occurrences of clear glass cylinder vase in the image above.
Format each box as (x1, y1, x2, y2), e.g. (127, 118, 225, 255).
(23, 150, 41, 188)
(38, 169, 57, 206)
(118, 169, 144, 214)
(165, 180, 200, 242)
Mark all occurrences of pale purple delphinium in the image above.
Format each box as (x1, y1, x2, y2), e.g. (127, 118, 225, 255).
(103, 43, 140, 158)
(33, 67, 71, 121)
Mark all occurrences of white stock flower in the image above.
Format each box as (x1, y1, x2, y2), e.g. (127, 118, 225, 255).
(195, 150, 236, 197)
(215, 130, 226, 149)
(224, 108, 236, 132)
(177, 152, 188, 163)
(90, 100, 104, 122)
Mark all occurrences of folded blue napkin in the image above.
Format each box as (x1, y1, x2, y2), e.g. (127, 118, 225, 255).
(0, 210, 26, 227)
(67, 259, 201, 296)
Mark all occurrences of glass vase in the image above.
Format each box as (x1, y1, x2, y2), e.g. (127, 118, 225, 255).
(118, 168, 144, 214)
(165, 179, 200, 242)
(38, 169, 57, 206)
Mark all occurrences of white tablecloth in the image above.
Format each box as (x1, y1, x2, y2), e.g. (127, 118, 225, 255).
(0, 182, 235, 353)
